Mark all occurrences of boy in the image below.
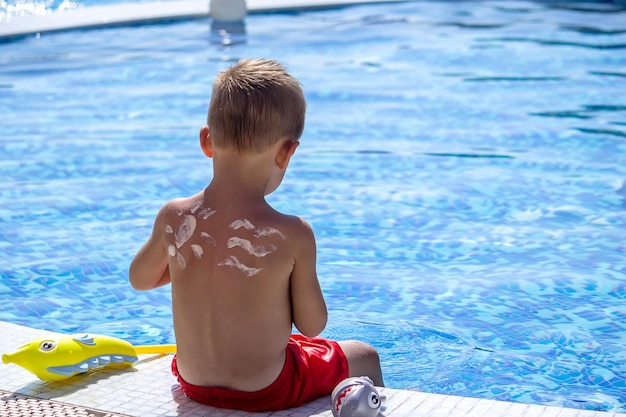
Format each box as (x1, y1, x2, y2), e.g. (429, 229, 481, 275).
(129, 58, 384, 411)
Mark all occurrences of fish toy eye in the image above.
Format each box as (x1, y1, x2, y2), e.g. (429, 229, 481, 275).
(368, 392, 380, 408)
(39, 341, 57, 352)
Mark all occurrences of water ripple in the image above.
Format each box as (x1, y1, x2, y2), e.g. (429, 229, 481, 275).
(574, 127, 626, 138)
(589, 71, 626, 78)
(464, 76, 567, 82)
(561, 25, 626, 35)
(477, 37, 626, 50)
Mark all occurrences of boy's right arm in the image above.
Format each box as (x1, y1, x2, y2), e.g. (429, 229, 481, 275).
(290, 219, 328, 337)
(129, 203, 171, 291)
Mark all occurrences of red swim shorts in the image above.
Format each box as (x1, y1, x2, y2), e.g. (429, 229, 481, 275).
(171, 334, 349, 411)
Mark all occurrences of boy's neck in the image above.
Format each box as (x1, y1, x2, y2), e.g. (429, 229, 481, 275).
(205, 176, 267, 205)
(206, 149, 276, 204)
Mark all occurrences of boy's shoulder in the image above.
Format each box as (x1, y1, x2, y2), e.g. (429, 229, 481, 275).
(157, 193, 204, 216)
(265, 210, 314, 235)
(264, 212, 316, 252)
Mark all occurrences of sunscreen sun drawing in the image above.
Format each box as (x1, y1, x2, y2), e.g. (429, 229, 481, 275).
(218, 219, 286, 277)
(254, 226, 286, 240)
(175, 215, 196, 249)
(191, 244, 203, 259)
(166, 205, 214, 268)
(227, 237, 276, 257)
(229, 219, 255, 231)
(218, 256, 262, 277)
(200, 232, 216, 246)
(190, 199, 203, 214)
(199, 208, 216, 220)
(165, 215, 197, 268)
(176, 252, 187, 268)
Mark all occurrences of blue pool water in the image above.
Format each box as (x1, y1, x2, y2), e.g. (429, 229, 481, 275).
(1, 0, 626, 412)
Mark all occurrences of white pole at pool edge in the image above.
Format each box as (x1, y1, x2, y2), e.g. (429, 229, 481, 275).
(210, 0, 247, 21)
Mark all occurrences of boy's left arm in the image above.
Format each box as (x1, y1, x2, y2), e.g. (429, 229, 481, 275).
(290, 219, 328, 337)
(129, 204, 171, 290)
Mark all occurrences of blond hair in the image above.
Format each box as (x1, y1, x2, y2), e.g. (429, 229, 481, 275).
(208, 59, 306, 153)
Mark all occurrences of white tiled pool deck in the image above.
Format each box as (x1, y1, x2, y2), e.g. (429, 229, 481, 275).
(1, 322, 625, 417)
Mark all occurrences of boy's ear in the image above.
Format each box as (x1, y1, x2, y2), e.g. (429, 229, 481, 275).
(199, 126, 213, 158)
(276, 140, 299, 170)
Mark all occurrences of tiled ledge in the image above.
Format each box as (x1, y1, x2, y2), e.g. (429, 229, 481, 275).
(0, 0, 408, 40)
(1, 321, 625, 417)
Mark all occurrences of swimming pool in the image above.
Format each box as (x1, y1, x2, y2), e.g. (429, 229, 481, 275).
(1, 0, 625, 412)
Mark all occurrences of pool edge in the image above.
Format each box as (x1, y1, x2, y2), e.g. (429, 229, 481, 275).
(1, 321, 625, 417)
(0, 0, 411, 40)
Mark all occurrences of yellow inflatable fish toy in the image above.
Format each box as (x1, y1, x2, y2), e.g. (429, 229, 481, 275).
(2, 333, 175, 382)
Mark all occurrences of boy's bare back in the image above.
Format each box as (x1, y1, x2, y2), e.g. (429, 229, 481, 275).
(130, 144, 327, 391)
